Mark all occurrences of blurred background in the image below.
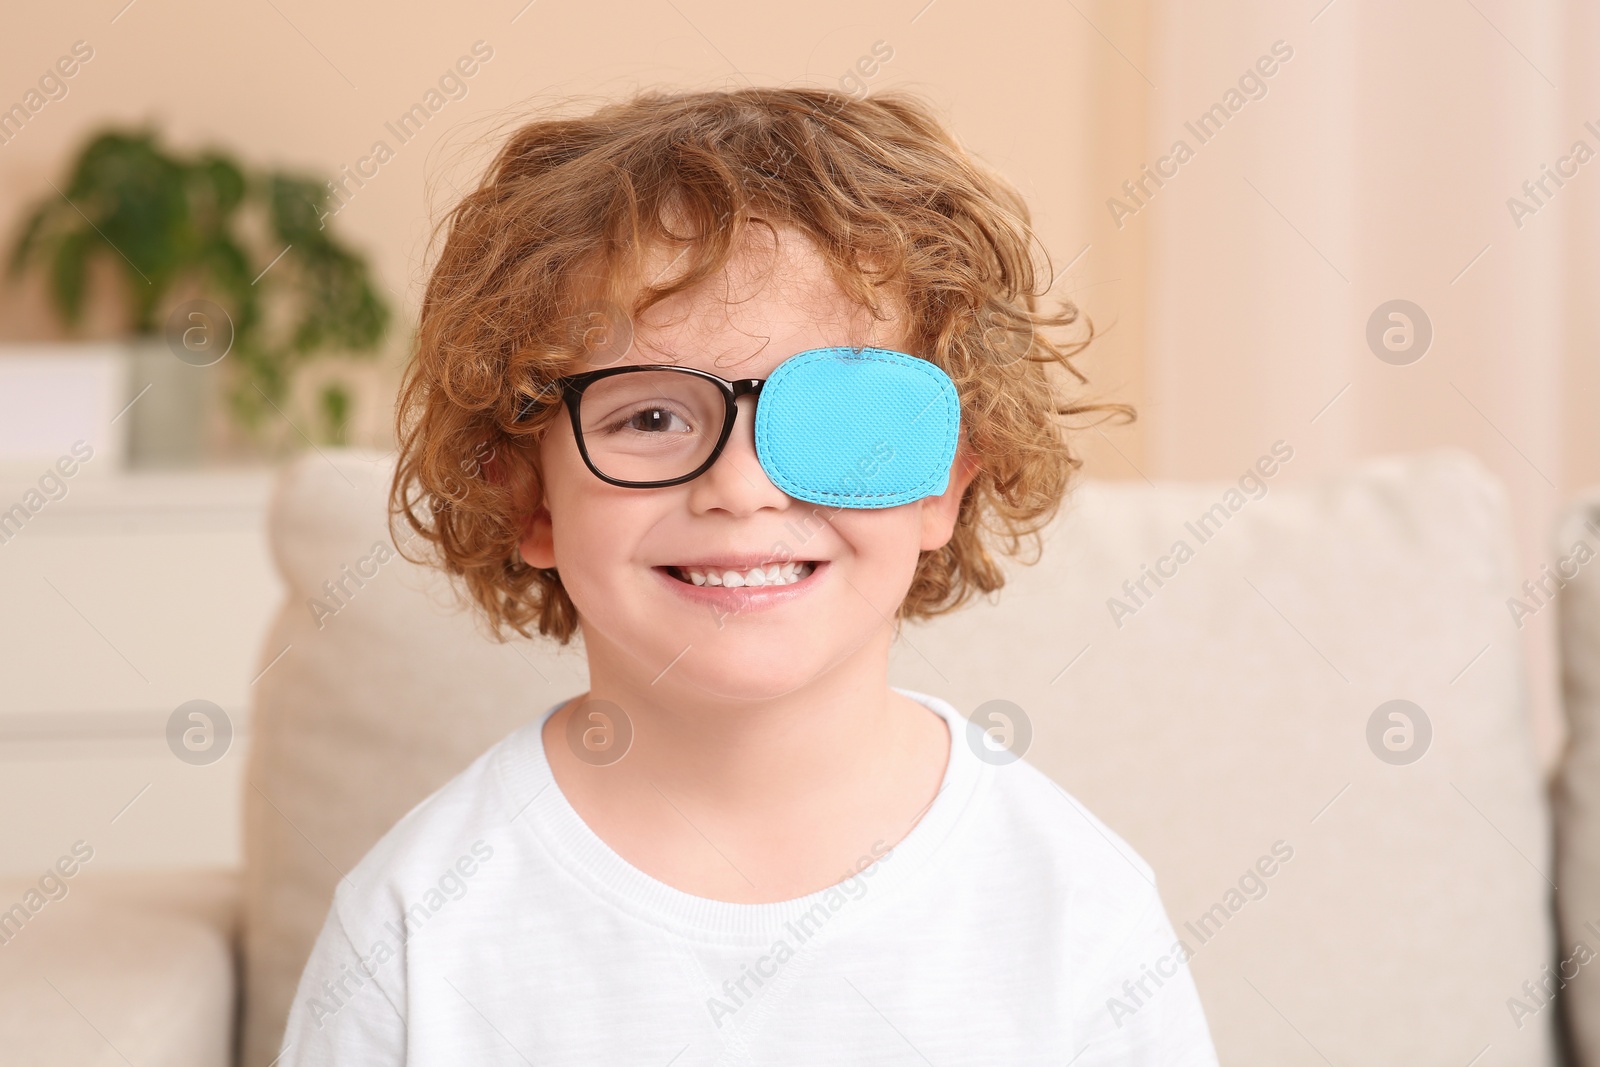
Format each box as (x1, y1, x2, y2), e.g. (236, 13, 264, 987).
(0, 0, 1597, 1061)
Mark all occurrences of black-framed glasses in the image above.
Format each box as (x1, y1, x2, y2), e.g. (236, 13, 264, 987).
(515, 365, 767, 489)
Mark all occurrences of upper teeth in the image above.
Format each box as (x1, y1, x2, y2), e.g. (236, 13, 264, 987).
(677, 561, 816, 587)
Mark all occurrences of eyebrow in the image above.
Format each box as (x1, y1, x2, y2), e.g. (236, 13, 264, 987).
(629, 338, 887, 371)
(621, 336, 686, 365)
(620, 340, 770, 376)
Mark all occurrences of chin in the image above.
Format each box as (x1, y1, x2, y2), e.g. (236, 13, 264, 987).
(668, 655, 827, 702)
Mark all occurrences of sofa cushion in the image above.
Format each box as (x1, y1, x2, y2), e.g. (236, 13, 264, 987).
(892, 447, 1555, 1065)
(239, 449, 589, 1067)
(0, 869, 237, 1067)
(1552, 485, 1600, 1064)
(241, 445, 1556, 1066)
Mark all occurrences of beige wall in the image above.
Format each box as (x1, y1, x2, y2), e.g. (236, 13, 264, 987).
(0, 0, 1151, 463)
(1, 0, 1593, 761)
(1134, 0, 1598, 766)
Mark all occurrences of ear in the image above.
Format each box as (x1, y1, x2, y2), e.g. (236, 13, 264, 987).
(518, 503, 555, 569)
(495, 439, 555, 569)
(918, 441, 981, 552)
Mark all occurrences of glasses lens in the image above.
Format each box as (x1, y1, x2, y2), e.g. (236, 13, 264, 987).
(576, 370, 726, 483)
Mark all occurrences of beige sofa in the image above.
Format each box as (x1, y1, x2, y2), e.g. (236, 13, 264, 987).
(4, 446, 1597, 1066)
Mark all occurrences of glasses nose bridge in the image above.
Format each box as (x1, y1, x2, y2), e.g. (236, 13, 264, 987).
(724, 377, 765, 427)
(707, 376, 774, 500)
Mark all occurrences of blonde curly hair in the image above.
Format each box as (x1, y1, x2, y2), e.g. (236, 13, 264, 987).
(390, 85, 1132, 645)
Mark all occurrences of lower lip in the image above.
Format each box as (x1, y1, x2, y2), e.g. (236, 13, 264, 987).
(653, 562, 828, 614)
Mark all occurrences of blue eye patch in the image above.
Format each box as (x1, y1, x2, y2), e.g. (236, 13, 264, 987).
(753, 346, 961, 509)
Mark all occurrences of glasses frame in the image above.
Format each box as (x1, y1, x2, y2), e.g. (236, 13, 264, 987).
(517, 364, 768, 490)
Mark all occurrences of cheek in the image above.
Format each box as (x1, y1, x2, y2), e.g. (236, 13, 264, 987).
(540, 437, 661, 596)
(548, 487, 628, 577)
(831, 508, 925, 576)
(814, 509, 928, 623)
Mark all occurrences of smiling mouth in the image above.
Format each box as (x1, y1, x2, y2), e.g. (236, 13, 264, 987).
(662, 561, 820, 588)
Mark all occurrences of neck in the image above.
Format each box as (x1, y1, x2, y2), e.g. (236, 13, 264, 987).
(568, 625, 904, 810)
(538, 622, 950, 903)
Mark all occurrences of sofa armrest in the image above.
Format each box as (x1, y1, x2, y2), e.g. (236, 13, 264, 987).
(0, 868, 240, 1067)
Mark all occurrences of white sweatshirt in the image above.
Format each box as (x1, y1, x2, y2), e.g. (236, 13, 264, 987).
(278, 686, 1219, 1065)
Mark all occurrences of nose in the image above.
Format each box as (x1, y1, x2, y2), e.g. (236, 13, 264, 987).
(687, 393, 788, 512)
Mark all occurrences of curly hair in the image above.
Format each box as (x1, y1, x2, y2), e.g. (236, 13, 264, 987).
(390, 85, 1133, 645)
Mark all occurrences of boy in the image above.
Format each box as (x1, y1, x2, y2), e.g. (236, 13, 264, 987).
(279, 86, 1219, 1064)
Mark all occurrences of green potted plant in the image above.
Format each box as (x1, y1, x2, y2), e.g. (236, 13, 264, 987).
(6, 127, 391, 465)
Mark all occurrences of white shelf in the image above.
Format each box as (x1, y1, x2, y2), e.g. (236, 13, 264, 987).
(0, 465, 285, 877)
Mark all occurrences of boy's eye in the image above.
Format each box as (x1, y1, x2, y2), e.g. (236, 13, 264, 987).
(608, 406, 694, 435)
